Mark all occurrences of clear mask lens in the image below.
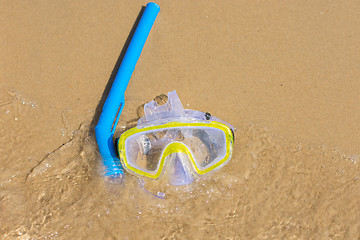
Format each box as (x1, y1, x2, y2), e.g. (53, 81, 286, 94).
(123, 126, 228, 178)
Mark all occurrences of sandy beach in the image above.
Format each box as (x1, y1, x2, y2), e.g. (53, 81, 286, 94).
(1, 0, 359, 239)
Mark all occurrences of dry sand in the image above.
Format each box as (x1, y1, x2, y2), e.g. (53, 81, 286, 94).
(0, 0, 359, 239)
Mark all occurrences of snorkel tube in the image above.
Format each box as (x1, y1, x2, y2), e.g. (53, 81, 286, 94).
(95, 2, 160, 180)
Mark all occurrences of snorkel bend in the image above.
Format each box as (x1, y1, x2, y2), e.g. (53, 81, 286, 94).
(95, 3, 160, 179)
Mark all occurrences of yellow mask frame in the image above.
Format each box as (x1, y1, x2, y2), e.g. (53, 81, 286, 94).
(117, 121, 234, 179)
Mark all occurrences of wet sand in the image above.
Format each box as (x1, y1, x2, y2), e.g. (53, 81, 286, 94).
(1, 0, 359, 239)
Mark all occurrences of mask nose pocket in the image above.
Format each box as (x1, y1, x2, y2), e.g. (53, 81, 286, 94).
(166, 152, 194, 185)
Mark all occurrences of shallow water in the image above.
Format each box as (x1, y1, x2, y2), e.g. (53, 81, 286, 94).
(1, 1, 360, 239)
(1, 113, 359, 239)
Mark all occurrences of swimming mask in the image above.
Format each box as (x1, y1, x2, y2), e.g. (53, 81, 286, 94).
(117, 91, 234, 185)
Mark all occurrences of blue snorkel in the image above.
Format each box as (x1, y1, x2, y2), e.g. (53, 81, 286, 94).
(95, 2, 160, 179)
